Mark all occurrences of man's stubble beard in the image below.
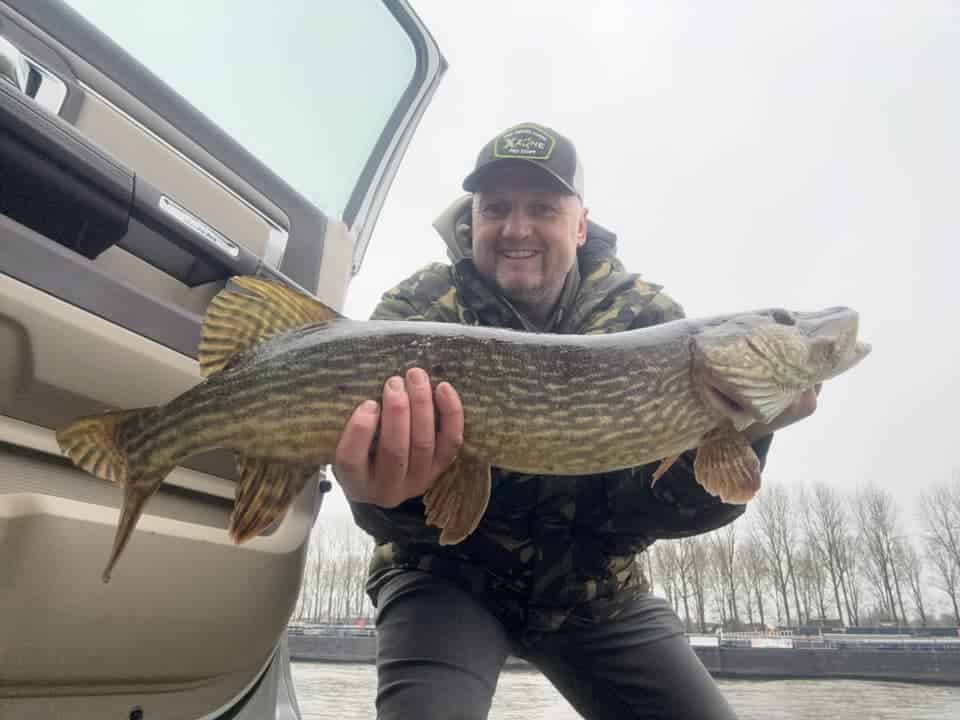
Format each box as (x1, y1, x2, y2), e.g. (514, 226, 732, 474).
(496, 272, 566, 323)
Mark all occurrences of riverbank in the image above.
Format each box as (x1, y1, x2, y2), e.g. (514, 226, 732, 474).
(287, 626, 960, 685)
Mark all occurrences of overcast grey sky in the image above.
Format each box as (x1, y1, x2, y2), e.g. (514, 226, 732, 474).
(324, 0, 959, 524)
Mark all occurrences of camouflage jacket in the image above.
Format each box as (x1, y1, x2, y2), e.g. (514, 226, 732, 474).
(349, 196, 772, 633)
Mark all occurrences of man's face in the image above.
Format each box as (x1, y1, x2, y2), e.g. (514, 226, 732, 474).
(471, 165, 588, 317)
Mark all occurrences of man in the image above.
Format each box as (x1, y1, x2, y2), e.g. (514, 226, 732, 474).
(333, 123, 818, 719)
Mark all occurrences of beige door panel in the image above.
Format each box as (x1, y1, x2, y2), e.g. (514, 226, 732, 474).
(0, 273, 247, 486)
(76, 88, 283, 266)
(0, 446, 316, 717)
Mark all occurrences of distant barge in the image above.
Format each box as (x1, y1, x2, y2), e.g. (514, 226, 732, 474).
(287, 625, 960, 685)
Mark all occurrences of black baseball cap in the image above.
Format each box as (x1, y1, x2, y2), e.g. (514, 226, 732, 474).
(462, 122, 584, 198)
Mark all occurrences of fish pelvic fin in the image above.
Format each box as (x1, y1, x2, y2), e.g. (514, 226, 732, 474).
(228, 455, 319, 543)
(199, 275, 344, 378)
(423, 454, 492, 545)
(56, 408, 151, 485)
(651, 454, 682, 487)
(693, 429, 761, 505)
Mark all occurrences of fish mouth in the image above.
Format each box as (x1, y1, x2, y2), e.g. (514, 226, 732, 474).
(794, 306, 859, 339)
(793, 307, 872, 379)
(841, 340, 872, 374)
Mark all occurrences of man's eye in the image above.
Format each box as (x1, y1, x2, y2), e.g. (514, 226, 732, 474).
(531, 204, 556, 216)
(482, 203, 509, 217)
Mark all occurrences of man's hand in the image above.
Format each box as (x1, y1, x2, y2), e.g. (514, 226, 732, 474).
(743, 383, 822, 442)
(333, 367, 464, 508)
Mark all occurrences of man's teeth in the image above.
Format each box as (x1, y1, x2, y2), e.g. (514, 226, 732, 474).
(502, 250, 537, 258)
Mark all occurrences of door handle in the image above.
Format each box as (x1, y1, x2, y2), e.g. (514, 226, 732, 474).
(0, 34, 67, 114)
(0, 35, 29, 93)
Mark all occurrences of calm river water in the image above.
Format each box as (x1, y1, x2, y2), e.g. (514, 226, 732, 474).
(291, 662, 960, 719)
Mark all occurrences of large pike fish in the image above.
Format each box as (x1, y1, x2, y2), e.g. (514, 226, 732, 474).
(57, 277, 870, 582)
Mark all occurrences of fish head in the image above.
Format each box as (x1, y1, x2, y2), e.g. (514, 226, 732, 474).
(691, 307, 871, 430)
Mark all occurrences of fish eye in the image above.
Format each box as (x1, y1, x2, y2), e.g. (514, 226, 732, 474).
(772, 309, 795, 326)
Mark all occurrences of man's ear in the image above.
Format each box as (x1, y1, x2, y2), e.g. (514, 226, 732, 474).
(577, 205, 589, 247)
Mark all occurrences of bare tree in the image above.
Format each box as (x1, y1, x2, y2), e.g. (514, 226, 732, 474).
(796, 545, 828, 625)
(675, 538, 698, 631)
(800, 483, 856, 625)
(919, 476, 960, 623)
(651, 541, 680, 612)
(686, 538, 711, 632)
(652, 537, 710, 632)
(738, 571, 755, 628)
(707, 560, 727, 629)
(843, 534, 863, 626)
(739, 534, 770, 629)
(294, 513, 375, 624)
(900, 539, 928, 626)
(710, 524, 741, 629)
(928, 541, 960, 624)
(853, 486, 907, 625)
(294, 522, 329, 623)
(290, 478, 945, 633)
(752, 484, 800, 625)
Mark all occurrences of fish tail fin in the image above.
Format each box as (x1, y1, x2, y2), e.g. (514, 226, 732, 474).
(228, 455, 318, 543)
(57, 407, 172, 582)
(56, 408, 153, 485)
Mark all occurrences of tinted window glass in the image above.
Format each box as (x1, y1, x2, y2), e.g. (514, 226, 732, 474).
(65, 0, 416, 221)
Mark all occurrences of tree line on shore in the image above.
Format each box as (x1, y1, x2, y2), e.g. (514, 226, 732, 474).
(293, 474, 960, 632)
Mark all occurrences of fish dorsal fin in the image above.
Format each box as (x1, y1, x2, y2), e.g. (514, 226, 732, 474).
(199, 275, 343, 377)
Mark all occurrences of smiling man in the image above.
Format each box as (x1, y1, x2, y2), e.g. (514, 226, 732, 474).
(332, 123, 818, 720)
(466, 135, 587, 327)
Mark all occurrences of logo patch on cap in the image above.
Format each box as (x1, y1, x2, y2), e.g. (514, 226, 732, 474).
(494, 126, 555, 160)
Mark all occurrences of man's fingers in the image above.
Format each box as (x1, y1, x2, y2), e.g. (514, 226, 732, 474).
(371, 375, 411, 505)
(432, 381, 465, 476)
(404, 368, 436, 495)
(333, 399, 380, 499)
(334, 374, 464, 508)
(747, 386, 821, 441)
(793, 386, 819, 420)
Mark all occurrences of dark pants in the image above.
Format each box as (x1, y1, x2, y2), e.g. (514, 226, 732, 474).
(374, 570, 737, 720)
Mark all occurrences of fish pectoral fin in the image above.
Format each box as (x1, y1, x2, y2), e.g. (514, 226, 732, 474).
(423, 454, 491, 546)
(693, 430, 761, 505)
(229, 455, 319, 543)
(741, 391, 797, 427)
(199, 275, 345, 378)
